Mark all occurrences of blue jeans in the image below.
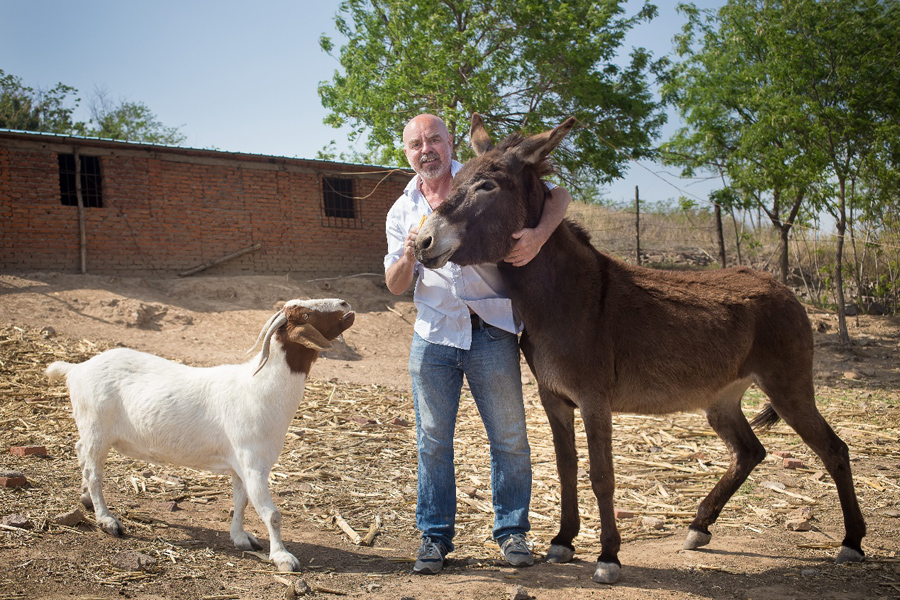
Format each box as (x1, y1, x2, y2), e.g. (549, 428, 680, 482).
(409, 326, 532, 552)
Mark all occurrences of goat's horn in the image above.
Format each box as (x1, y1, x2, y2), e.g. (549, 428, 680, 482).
(247, 311, 283, 355)
(253, 313, 288, 376)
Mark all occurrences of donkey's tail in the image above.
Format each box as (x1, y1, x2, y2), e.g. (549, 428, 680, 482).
(749, 403, 781, 431)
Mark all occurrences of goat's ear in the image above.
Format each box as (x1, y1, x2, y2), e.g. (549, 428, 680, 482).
(286, 324, 333, 352)
(470, 113, 494, 156)
(511, 117, 576, 166)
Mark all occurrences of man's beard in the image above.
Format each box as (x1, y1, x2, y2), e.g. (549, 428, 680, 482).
(418, 153, 447, 180)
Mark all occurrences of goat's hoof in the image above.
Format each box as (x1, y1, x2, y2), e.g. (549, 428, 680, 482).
(232, 532, 263, 551)
(98, 516, 124, 537)
(683, 529, 712, 550)
(271, 551, 301, 572)
(545, 544, 575, 563)
(835, 546, 864, 564)
(592, 561, 620, 584)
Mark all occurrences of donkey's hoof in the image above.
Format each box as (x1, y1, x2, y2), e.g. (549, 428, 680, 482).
(545, 544, 575, 563)
(683, 529, 712, 550)
(835, 546, 864, 564)
(592, 561, 620, 584)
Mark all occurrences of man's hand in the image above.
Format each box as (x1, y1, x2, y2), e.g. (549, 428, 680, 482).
(503, 185, 572, 267)
(402, 225, 420, 262)
(386, 224, 421, 295)
(504, 228, 543, 267)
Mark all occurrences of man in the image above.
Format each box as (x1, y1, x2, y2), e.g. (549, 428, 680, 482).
(384, 113, 570, 574)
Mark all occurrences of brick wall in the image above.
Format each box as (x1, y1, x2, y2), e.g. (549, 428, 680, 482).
(0, 132, 411, 277)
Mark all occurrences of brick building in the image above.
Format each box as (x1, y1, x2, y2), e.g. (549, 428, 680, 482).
(0, 129, 412, 277)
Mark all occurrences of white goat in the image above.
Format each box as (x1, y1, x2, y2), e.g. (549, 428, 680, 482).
(46, 298, 355, 572)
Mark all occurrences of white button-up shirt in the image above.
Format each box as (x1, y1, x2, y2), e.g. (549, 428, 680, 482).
(384, 160, 522, 350)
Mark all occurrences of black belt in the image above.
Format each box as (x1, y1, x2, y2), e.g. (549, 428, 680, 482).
(471, 313, 485, 329)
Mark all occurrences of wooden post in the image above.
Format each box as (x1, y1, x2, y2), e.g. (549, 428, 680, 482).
(634, 186, 641, 266)
(74, 148, 87, 274)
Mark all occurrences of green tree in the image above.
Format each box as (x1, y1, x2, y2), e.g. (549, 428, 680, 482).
(1, 72, 186, 145)
(661, 0, 900, 344)
(777, 0, 900, 344)
(87, 86, 186, 145)
(660, 2, 823, 285)
(0, 69, 86, 134)
(318, 0, 666, 198)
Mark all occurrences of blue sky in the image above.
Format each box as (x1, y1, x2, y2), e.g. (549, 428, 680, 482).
(2, 0, 725, 204)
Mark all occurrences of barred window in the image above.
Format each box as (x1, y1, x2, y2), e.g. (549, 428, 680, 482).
(322, 176, 356, 221)
(58, 154, 103, 208)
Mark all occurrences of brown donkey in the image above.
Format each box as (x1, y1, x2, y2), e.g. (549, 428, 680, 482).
(415, 114, 865, 584)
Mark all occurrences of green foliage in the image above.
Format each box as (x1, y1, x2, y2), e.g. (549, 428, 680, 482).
(661, 0, 900, 294)
(0, 71, 185, 145)
(88, 99, 185, 145)
(0, 69, 86, 134)
(318, 0, 667, 194)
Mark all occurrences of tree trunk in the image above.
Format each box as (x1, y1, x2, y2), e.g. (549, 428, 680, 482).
(834, 178, 851, 346)
(634, 186, 641, 266)
(778, 224, 790, 285)
(730, 207, 743, 266)
(714, 202, 726, 268)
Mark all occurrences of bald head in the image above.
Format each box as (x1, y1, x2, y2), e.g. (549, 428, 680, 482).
(403, 114, 453, 181)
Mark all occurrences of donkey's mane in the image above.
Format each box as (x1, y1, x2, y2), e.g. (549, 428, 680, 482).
(566, 219, 593, 245)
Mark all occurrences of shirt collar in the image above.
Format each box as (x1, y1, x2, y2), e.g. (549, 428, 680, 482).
(403, 160, 464, 202)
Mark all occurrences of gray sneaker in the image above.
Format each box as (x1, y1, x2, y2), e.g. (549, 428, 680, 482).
(500, 533, 535, 567)
(413, 537, 446, 575)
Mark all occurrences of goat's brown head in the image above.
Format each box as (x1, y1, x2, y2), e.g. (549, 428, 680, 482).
(251, 298, 355, 375)
(415, 114, 576, 269)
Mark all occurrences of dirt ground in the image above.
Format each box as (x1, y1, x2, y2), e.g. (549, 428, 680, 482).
(1, 271, 899, 600)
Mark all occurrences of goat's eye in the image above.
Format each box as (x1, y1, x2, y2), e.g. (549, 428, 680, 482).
(302, 313, 309, 321)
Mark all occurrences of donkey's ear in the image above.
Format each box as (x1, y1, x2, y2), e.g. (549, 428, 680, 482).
(470, 113, 494, 156)
(511, 117, 576, 166)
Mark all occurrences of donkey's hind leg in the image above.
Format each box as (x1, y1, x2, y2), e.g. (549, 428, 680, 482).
(761, 379, 866, 563)
(686, 380, 765, 550)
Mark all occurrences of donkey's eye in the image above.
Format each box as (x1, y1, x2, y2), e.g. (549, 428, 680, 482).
(477, 181, 496, 192)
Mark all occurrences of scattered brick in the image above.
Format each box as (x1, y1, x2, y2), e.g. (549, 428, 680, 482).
(52, 508, 84, 527)
(0, 470, 27, 487)
(615, 509, 635, 519)
(1, 513, 32, 529)
(9, 445, 47, 457)
(771, 450, 793, 459)
(783, 458, 804, 469)
(459, 486, 478, 498)
(641, 516, 665, 530)
(508, 585, 532, 600)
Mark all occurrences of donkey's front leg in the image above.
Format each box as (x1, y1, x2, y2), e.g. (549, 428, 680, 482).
(540, 387, 579, 563)
(582, 401, 621, 584)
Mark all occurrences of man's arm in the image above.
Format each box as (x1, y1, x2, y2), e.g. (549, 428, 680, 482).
(503, 185, 572, 267)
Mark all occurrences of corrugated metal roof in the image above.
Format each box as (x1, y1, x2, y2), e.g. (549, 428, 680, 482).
(0, 127, 408, 173)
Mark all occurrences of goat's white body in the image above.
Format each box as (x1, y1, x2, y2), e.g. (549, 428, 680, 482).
(48, 343, 307, 572)
(55, 348, 305, 475)
(47, 297, 354, 573)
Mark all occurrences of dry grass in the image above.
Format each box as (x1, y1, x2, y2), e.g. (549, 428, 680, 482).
(3, 322, 898, 571)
